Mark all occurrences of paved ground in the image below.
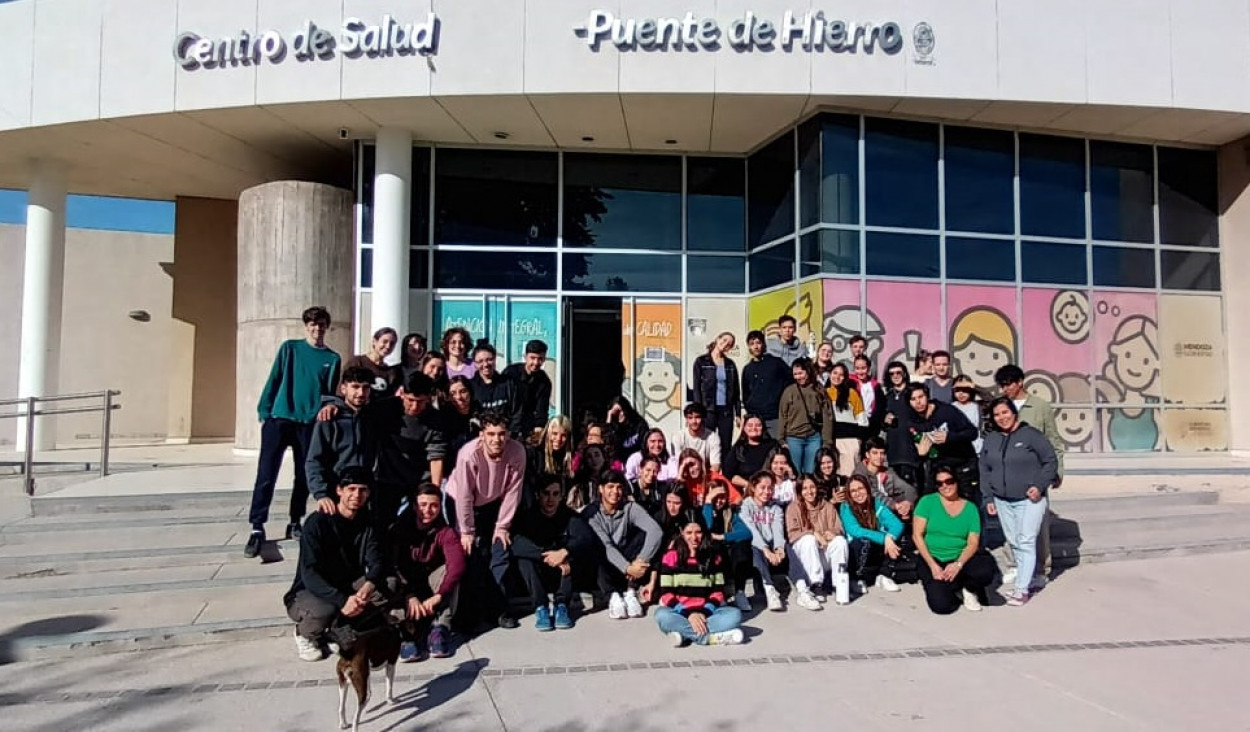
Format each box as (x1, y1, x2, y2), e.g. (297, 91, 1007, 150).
(3, 550, 1248, 731)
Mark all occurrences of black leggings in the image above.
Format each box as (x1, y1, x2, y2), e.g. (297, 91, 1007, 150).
(916, 550, 996, 615)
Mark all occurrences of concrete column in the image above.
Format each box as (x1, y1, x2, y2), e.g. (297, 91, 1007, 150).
(17, 161, 67, 451)
(371, 127, 413, 347)
(1220, 138, 1250, 453)
(235, 181, 353, 450)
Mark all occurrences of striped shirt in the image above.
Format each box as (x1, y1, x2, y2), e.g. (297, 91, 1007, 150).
(658, 549, 726, 614)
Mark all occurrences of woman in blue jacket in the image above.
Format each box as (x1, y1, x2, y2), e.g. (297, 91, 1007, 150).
(703, 478, 754, 612)
(839, 474, 905, 596)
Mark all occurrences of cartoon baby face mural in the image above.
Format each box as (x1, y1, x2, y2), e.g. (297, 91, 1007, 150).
(949, 307, 1019, 391)
(1050, 290, 1092, 344)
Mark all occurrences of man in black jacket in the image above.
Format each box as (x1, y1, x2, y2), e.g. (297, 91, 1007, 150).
(304, 367, 375, 523)
(903, 382, 979, 499)
(470, 343, 520, 431)
(740, 330, 791, 439)
(283, 468, 388, 662)
(511, 476, 596, 632)
(502, 339, 552, 441)
(372, 372, 447, 535)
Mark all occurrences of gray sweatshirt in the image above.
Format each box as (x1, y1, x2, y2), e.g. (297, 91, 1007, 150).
(978, 423, 1059, 503)
(586, 502, 662, 572)
(740, 496, 786, 551)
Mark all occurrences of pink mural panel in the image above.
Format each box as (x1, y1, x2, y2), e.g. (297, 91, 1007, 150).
(1021, 288, 1095, 405)
(945, 285, 1019, 392)
(1092, 291, 1160, 452)
(819, 278, 865, 364)
(865, 281, 942, 373)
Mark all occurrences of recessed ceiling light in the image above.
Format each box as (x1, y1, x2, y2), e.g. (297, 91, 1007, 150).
(493, 131, 510, 140)
(581, 136, 595, 142)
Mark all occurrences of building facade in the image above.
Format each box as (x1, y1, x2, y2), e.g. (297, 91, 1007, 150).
(0, 0, 1246, 453)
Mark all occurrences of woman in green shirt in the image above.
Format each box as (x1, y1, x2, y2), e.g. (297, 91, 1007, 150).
(912, 466, 996, 614)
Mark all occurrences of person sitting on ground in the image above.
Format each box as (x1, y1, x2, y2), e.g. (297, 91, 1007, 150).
(675, 448, 711, 506)
(305, 367, 375, 520)
(647, 516, 745, 647)
(702, 480, 754, 612)
(980, 397, 1058, 607)
(511, 477, 596, 632)
(605, 395, 650, 459)
(284, 468, 387, 662)
(913, 467, 996, 614)
(851, 437, 916, 521)
(624, 428, 679, 482)
(346, 327, 401, 396)
(828, 363, 869, 478)
(765, 446, 799, 507)
(669, 402, 723, 473)
(812, 446, 845, 504)
(722, 414, 777, 498)
(392, 483, 465, 662)
(526, 415, 574, 508)
(741, 471, 788, 612)
(779, 356, 835, 474)
(787, 474, 850, 609)
(568, 442, 614, 513)
(571, 419, 625, 474)
(501, 339, 552, 441)
(444, 412, 526, 630)
(627, 455, 672, 516)
(653, 485, 692, 551)
(839, 474, 905, 597)
(585, 470, 664, 620)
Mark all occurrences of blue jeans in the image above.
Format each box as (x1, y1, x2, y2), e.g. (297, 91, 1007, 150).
(994, 495, 1049, 595)
(654, 605, 742, 645)
(786, 434, 823, 474)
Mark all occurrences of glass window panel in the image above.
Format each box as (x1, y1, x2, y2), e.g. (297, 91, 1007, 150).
(434, 250, 556, 290)
(1159, 147, 1219, 247)
(865, 232, 940, 278)
(1021, 240, 1087, 285)
(1020, 133, 1085, 239)
(749, 242, 794, 292)
(687, 255, 746, 294)
(944, 126, 1014, 234)
(748, 132, 796, 247)
(687, 157, 746, 251)
(821, 114, 860, 226)
(1092, 245, 1156, 288)
(563, 154, 681, 249)
(360, 146, 430, 246)
(359, 145, 375, 245)
(360, 247, 372, 288)
(798, 119, 821, 228)
(562, 252, 681, 292)
(865, 117, 939, 230)
(434, 148, 557, 247)
(409, 249, 428, 289)
(1090, 141, 1154, 243)
(800, 229, 860, 277)
(946, 237, 1016, 282)
(1161, 250, 1220, 291)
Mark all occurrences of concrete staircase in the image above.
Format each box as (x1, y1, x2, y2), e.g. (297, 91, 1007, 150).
(2, 487, 1249, 662)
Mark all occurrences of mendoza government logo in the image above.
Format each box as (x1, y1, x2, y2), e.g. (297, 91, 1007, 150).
(912, 22, 935, 64)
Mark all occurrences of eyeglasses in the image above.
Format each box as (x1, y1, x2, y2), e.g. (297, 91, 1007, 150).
(936, 478, 958, 487)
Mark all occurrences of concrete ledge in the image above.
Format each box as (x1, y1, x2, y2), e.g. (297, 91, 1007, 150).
(4, 617, 290, 663)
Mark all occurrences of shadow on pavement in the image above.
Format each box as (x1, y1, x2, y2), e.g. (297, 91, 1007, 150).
(373, 658, 488, 731)
(0, 614, 108, 665)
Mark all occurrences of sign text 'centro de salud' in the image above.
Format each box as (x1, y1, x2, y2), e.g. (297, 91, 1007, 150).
(173, 14, 439, 70)
(575, 9, 925, 54)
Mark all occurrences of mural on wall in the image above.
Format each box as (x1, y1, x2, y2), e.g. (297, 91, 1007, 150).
(748, 281, 823, 354)
(1092, 291, 1161, 452)
(865, 282, 942, 374)
(820, 279, 875, 367)
(1022, 288, 1097, 452)
(1159, 294, 1227, 451)
(622, 302, 684, 436)
(946, 286, 1018, 393)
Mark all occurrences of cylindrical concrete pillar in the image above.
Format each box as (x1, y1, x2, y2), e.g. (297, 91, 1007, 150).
(235, 181, 354, 450)
(17, 161, 67, 451)
(371, 127, 413, 351)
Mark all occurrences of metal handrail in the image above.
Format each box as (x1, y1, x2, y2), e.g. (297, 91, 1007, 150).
(0, 390, 121, 496)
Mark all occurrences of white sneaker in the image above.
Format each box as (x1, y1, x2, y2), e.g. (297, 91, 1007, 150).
(707, 629, 744, 646)
(608, 592, 627, 619)
(795, 590, 822, 611)
(764, 586, 784, 612)
(667, 631, 685, 647)
(1028, 575, 1048, 592)
(854, 580, 869, 596)
(294, 629, 324, 662)
(961, 588, 983, 613)
(875, 575, 901, 593)
(624, 589, 644, 618)
(734, 591, 751, 611)
(1002, 567, 1018, 585)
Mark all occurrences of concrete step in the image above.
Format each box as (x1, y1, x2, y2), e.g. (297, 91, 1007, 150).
(1049, 490, 1220, 517)
(1046, 504, 1250, 540)
(28, 489, 290, 517)
(0, 562, 292, 602)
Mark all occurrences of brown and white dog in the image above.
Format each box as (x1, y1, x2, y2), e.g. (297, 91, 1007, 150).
(335, 621, 403, 731)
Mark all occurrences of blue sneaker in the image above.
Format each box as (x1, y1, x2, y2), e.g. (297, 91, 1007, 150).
(553, 603, 573, 630)
(427, 625, 452, 658)
(534, 605, 554, 632)
(399, 641, 421, 663)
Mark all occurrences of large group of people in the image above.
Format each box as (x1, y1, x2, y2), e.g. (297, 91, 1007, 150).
(255, 306, 1066, 662)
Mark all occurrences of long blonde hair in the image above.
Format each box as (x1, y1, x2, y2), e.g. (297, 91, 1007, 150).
(706, 331, 736, 355)
(540, 415, 574, 476)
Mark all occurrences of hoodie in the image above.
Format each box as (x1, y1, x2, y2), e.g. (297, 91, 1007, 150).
(740, 496, 786, 551)
(584, 501, 663, 573)
(305, 396, 374, 501)
(391, 513, 466, 599)
(766, 337, 809, 366)
(502, 363, 552, 436)
(284, 511, 384, 609)
(979, 422, 1059, 503)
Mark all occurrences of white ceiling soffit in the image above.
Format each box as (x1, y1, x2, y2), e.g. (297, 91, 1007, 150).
(711, 94, 809, 153)
(434, 95, 556, 147)
(346, 97, 475, 145)
(527, 93, 630, 149)
(620, 94, 714, 152)
(258, 101, 376, 149)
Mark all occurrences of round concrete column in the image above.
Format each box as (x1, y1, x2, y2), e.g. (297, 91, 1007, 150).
(235, 181, 353, 450)
(371, 127, 413, 346)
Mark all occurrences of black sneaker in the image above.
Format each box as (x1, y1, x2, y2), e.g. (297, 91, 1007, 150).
(285, 521, 302, 541)
(497, 613, 520, 630)
(243, 531, 264, 558)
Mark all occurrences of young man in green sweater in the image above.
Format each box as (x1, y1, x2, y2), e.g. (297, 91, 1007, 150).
(245, 306, 342, 558)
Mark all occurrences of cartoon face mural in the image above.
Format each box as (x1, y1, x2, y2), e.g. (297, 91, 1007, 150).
(822, 305, 884, 367)
(949, 307, 1019, 391)
(1050, 290, 1092, 344)
(1106, 315, 1160, 397)
(631, 351, 682, 432)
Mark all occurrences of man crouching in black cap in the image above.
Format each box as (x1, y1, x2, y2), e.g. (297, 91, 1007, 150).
(503, 339, 552, 443)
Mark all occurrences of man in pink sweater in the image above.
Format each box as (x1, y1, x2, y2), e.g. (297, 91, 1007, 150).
(445, 411, 526, 630)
